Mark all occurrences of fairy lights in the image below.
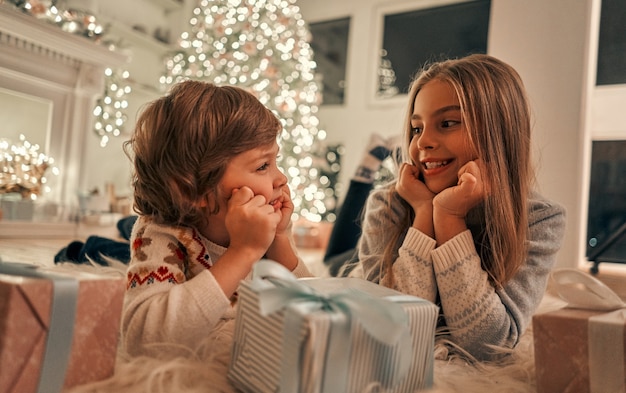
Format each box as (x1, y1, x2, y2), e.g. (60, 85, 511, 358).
(93, 68, 131, 147)
(0, 135, 57, 200)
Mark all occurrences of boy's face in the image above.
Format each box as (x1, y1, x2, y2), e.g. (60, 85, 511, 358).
(218, 140, 288, 210)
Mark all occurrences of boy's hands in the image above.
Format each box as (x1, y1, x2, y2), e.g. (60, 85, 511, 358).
(225, 186, 280, 261)
(274, 184, 294, 236)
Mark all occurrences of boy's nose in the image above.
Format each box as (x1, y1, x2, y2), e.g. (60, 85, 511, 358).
(274, 169, 288, 188)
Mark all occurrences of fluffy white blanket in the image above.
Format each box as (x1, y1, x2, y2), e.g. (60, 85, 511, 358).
(54, 261, 565, 393)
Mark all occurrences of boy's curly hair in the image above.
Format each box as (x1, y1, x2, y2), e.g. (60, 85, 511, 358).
(124, 81, 282, 228)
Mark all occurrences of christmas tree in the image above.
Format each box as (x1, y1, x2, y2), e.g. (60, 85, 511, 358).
(161, 0, 339, 223)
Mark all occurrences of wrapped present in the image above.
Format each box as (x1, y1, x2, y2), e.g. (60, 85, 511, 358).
(533, 268, 626, 393)
(0, 262, 125, 393)
(228, 260, 439, 393)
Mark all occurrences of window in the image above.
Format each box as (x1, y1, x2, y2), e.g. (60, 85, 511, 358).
(596, 0, 626, 85)
(586, 140, 626, 270)
(377, 0, 491, 97)
(309, 17, 350, 106)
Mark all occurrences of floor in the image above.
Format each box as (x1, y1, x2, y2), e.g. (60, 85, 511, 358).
(0, 221, 623, 300)
(0, 221, 328, 275)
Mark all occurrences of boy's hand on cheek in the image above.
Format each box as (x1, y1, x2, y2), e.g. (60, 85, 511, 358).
(225, 187, 280, 259)
(275, 185, 294, 235)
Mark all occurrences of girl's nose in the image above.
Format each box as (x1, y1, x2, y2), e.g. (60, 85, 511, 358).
(416, 127, 436, 150)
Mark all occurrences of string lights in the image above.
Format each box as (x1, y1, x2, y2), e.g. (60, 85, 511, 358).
(6, 0, 105, 41)
(0, 134, 58, 200)
(93, 67, 131, 147)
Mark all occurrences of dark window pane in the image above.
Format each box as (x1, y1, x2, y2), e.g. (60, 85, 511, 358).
(381, 0, 491, 95)
(596, 0, 626, 85)
(586, 140, 626, 264)
(310, 17, 350, 105)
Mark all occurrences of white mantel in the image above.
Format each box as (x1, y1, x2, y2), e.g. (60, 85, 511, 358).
(0, 3, 129, 237)
(0, 3, 128, 200)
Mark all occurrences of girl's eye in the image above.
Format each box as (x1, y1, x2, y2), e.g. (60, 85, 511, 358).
(441, 120, 460, 128)
(257, 163, 270, 171)
(411, 126, 422, 135)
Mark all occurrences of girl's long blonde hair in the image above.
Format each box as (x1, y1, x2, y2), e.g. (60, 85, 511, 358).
(382, 54, 534, 288)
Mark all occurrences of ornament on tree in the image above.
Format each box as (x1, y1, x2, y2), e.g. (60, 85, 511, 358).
(93, 67, 131, 147)
(161, 0, 340, 222)
(0, 135, 57, 199)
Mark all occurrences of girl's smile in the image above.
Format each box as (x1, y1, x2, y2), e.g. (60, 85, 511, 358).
(420, 158, 455, 177)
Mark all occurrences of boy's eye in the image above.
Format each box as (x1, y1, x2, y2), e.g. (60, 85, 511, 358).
(411, 126, 422, 135)
(257, 163, 270, 171)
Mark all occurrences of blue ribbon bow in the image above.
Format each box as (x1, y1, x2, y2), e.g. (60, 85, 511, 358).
(251, 260, 417, 392)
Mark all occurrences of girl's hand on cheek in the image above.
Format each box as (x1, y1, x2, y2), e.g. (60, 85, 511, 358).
(225, 187, 280, 259)
(396, 163, 435, 211)
(434, 159, 488, 218)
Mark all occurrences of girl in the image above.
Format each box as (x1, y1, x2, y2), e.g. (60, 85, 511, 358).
(351, 54, 566, 361)
(121, 81, 311, 357)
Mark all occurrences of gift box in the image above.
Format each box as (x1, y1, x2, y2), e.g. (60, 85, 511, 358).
(533, 268, 626, 393)
(228, 260, 439, 393)
(0, 262, 126, 393)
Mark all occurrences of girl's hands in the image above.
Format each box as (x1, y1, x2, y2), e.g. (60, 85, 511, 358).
(225, 186, 280, 261)
(433, 159, 489, 218)
(396, 163, 436, 236)
(395, 163, 435, 210)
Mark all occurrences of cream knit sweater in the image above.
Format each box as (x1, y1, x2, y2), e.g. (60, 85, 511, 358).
(120, 216, 312, 358)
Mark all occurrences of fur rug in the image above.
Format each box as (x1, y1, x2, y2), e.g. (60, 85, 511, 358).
(49, 261, 566, 393)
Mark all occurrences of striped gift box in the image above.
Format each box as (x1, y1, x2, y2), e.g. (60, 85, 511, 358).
(228, 261, 439, 393)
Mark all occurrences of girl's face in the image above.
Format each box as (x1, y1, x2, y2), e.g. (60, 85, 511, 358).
(217, 140, 288, 209)
(409, 79, 476, 194)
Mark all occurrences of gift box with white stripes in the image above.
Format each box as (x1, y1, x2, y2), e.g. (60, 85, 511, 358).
(228, 260, 439, 393)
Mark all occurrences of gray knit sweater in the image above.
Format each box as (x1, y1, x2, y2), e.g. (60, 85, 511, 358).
(351, 185, 566, 360)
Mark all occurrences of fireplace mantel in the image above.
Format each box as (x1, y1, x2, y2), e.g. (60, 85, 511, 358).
(0, 3, 129, 211)
(0, 3, 127, 68)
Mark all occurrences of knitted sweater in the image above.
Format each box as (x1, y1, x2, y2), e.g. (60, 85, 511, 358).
(352, 185, 566, 360)
(121, 215, 312, 357)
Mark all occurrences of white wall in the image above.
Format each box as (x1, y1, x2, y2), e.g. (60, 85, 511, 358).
(298, 0, 598, 270)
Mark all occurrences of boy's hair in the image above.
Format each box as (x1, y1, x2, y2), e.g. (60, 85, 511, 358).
(124, 81, 282, 228)
(382, 54, 533, 288)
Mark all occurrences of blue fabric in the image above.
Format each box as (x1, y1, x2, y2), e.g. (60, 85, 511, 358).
(54, 215, 137, 265)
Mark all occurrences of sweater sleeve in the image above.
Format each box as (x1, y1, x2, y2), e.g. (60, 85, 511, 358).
(291, 257, 314, 278)
(431, 195, 566, 360)
(356, 186, 437, 302)
(121, 219, 231, 357)
(387, 228, 437, 303)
